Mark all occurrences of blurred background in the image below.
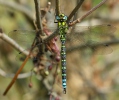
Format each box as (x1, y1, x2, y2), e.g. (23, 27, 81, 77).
(0, 0, 119, 100)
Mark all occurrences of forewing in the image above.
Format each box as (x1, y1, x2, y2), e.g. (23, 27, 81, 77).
(66, 24, 116, 54)
(71, 24, 116, 41)
(8, 29, 37, 49)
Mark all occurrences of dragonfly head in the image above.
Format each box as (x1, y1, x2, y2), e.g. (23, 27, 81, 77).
(56, 14, 67, 22)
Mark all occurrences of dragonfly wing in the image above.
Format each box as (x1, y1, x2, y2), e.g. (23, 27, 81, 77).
(73, 24, 116, 41)
(7, 29, 38, 62)
(66, 24, 116, 54)
(85, 40, 113, 55)
(8, 29, 37, 49)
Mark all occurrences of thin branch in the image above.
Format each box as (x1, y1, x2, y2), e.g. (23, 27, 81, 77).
(0, 32, 29, 56)
(43, 29, 59, 43)
(69, 0, 107, 26)
(34, 0, 43, 35)
(40, 1, 60, 44)
(3, 31, 37, 95)
(55, 0, 60, 15)
(0, 68, 32, 78)
(67, 0, 84, 23)
(72, 0, 81, 21)
(0, 0, 34, 20)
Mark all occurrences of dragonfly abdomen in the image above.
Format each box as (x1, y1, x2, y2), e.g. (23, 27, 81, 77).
(61, 39, 67, 94)
(59, 27, 67, 93)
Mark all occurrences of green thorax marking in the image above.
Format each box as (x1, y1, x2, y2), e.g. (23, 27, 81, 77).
(56, 14, 68, 38)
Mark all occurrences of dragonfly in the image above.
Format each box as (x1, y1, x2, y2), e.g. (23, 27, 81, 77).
(3, 13, 116, 95)
(50, 14, 116, 94)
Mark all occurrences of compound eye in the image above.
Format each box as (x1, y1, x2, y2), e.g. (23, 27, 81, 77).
(63, 16, 67, 20)
(56, 16, 60, 20)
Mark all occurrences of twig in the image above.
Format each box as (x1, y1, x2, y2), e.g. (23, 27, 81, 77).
(0, 0, 33, 20)
(34, 0, 44, 36)
(43, 30, 59, 43)
(67, 0, 84, 23)
(3, 37, 36, 95)
(69, 0, 107, 26)
(34, 0, 47, 54)
(72, 0, 82, 21)
(55, 0, 60, 15)
(42, 0, 60, 44)
(0, 32, 29, 56)
(0, 68, 32, 78)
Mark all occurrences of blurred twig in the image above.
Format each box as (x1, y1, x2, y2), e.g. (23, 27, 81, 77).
(34, 0, 45, 54)
(0, 0, 35, 28)
(0, 32, 29, 56)
(43, 30, 59, 43)
(3, 33, 37, 95)
(67, 0, 84, 23)
(69, 0, 107, 26)
(0, 0, 33, 20)
(0, 68, 32, 78)
(34, 0, 44, 36)
(42, 0, 60, 42)
(72, 0, 82, 21)
(55, 0, 60, 15)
